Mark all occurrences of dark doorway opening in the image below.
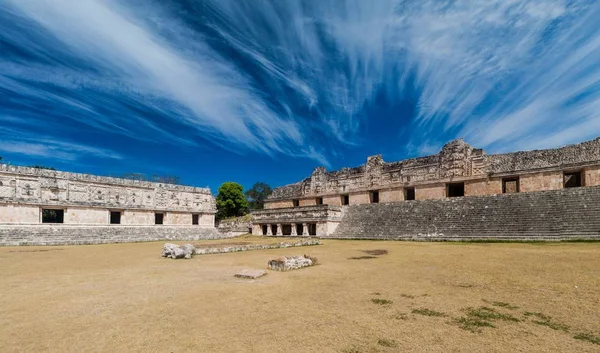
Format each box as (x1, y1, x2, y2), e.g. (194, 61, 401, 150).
(42, 209, 64, 224)
(110, 211, 121, 224)
(564, 171, 583, 188)
(296, 224, 304, 235)
(271, 224, 278, 235)
(341, 194, 349, 205)
(192, 214, 199, 225)
(308, 223, 317, 236)
(370, 191, 379, 203)
(447, 183, 465, 198)
(155, 213, 164, 225)
(282, 224, 292, 236)
(262, 225, 268, 235)
(293, 199, 299, 207)
(248, 227, 252, 234)
(502, 178, 520, 193)
(316, 197, 323, 205)
(405, 187, 415, 201)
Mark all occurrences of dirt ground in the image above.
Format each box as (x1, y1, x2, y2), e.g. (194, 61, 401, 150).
(1, 239, 599, 352)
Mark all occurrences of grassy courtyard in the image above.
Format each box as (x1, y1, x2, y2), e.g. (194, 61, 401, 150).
(1, 238, 599, 352)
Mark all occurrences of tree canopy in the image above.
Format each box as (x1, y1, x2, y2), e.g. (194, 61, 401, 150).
(215, 182, 249, 220)
(245, 182, 272, 210)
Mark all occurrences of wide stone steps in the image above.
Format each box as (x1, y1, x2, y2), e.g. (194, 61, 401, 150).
(0, 226, 225, 246)
(329, 186, 600, 240)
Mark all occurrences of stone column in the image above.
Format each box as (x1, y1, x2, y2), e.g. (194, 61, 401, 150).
(266, 224, 273, 236)
(302, 223, 309, 236)
(290, 224, 297, 236)
(276, 223, 283, 236)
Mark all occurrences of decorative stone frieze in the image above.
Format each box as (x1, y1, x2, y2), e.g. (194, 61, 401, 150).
(0, 164, 216, 213)
(267, 137, 600, 202)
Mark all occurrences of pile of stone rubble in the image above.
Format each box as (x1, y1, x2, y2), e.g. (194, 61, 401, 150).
(195, 239, 322, 255)
(268, 255, 318, 271)
(161, 243, 197, 259)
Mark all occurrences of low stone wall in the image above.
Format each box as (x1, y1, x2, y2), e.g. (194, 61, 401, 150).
(216, 215, 252, 236)
(330, 186, 600, 241)
(0, 225, 226, 246)
(194, 239, 322, 255)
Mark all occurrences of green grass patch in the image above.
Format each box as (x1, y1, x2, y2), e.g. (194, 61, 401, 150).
(573, 332, 600, 345)
(412, 308, 447, 317)
(484, 300, 519, 310)
(400, 294, 415, 299)
(453, 317, 496, 333)
(372, 298, 393, 305)
(452, 306, 521, 333)
(377, 338, 397, 348)
(349, 256, 377, 260)
(524, 312, 569, 332)
(465, 306, 520, 322)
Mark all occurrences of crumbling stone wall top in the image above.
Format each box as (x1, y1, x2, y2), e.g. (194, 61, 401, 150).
(0, 164, 212, 194)
(267, 137, 600, 201)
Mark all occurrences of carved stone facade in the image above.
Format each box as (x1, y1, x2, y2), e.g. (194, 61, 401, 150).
(0, 164, 216, 228)
(262, 138, 600, 236)
(251, 205, 343, 237)
(266, 137, 600, 207)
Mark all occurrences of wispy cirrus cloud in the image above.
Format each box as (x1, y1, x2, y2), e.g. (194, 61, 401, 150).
(0, 126, 122, 162)
(205, 0, 600, 154)
(2, 0, 326, 163)
(1, 0, 599, 171)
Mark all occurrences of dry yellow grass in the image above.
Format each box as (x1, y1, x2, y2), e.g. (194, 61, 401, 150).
(1, 239, 599, 352)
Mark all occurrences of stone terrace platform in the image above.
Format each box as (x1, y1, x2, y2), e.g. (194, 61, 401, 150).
(329, 186, 600, 241)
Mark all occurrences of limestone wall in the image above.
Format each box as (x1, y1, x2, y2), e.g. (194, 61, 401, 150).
(329, 185, 600, 240)
(0, 225, 227, 246)
(265, 137, 600, 208)
(0, 164, 215, 214)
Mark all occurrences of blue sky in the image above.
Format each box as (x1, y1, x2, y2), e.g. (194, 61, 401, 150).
(1, 0, 599, 193)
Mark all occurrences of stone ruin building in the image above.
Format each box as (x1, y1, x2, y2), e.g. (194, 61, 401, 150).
(252, 137, 600, 240)
(0, 164, 220, 245)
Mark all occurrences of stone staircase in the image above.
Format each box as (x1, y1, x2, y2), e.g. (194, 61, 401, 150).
(0, 225, 225, 246)
(329, 186, 600, 241)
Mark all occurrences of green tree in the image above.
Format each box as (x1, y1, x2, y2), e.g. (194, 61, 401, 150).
(245, 182, 272, 210)
(216, 182, 249, 220)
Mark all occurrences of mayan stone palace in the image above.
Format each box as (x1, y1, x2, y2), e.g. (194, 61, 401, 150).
(1, 137, 600, 245)
(252, 137, 600, 240)
(0, 164, 219, 245)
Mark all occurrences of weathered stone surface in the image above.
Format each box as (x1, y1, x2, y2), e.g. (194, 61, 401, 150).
(268, 255, 317, 271)
(194, 239, 322, 255)
(162, 243, 196, 259)
(329, 186, 600, 241)
(0, 226, 226, 246)
(0, 164, 216, 214)
(234, 269, 267, 279)
(217, 215, 252, 236)
(266, 137, 600, 203)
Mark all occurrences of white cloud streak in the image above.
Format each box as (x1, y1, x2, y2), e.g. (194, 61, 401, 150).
(4, 0, 325, 163)
(2, 0, 599, 166)
(206, 0, 600, 153)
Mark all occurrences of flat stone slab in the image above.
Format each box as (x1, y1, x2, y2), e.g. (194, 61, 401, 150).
(234, 269, 267, 279)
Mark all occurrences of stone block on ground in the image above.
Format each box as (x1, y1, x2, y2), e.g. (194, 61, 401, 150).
(161, 243, 197, 259)
(234, 269, 267, 279)
(268, 255, 317, 271)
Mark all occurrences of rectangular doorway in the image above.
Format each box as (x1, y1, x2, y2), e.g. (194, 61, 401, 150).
(447, 183, 465, 197)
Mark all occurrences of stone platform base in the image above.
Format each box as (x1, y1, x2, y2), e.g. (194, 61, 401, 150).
(0, 225, 225, 246)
